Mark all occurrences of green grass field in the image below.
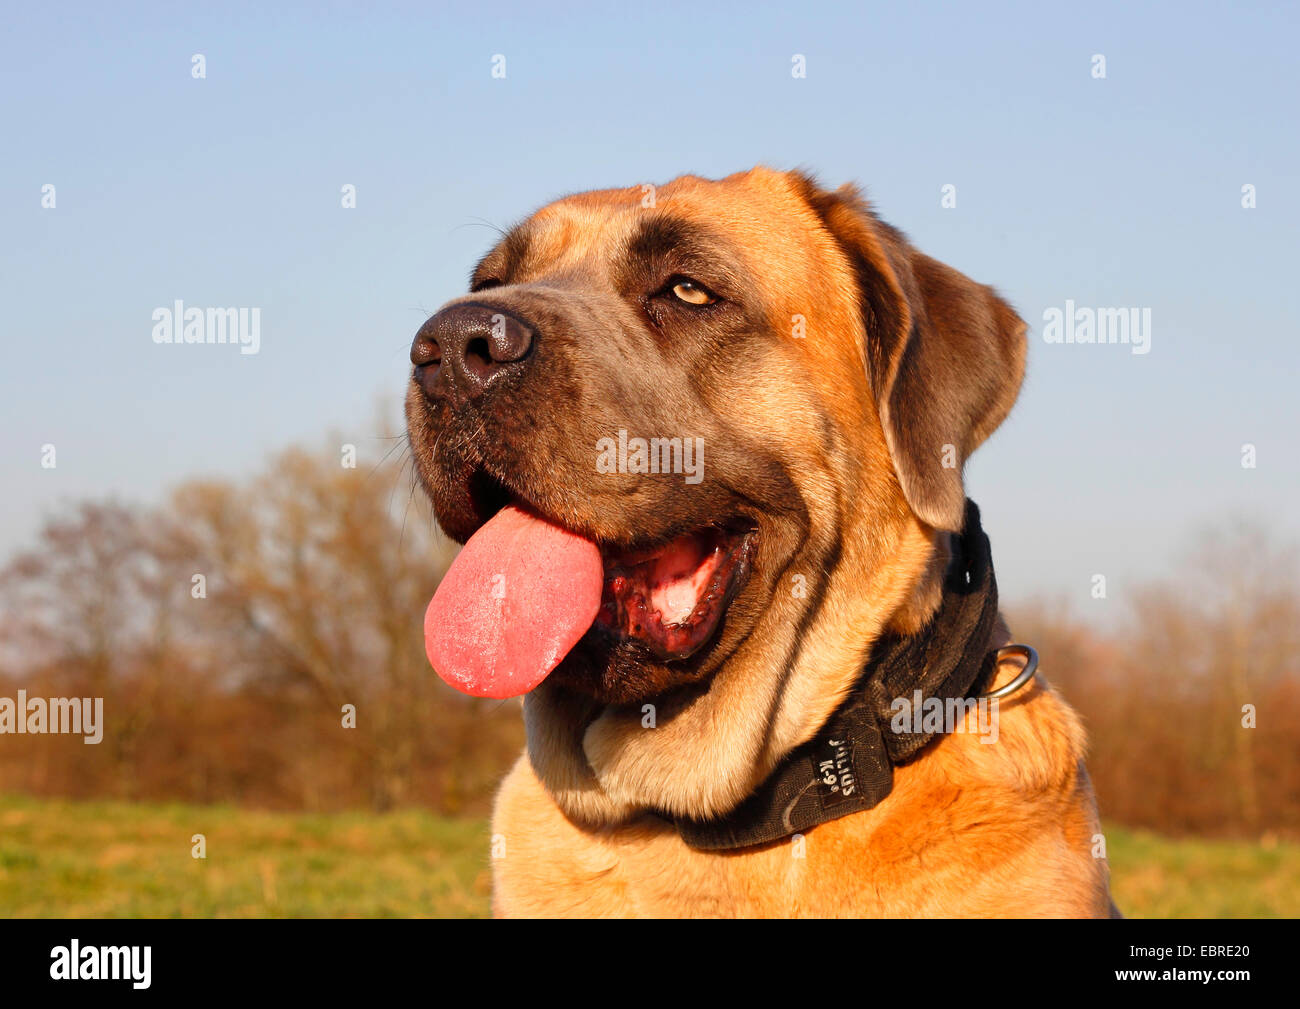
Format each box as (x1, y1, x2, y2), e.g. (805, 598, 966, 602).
(0, 794, 1295, 917)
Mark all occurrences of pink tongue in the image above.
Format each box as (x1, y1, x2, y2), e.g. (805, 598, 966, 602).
(424, 504, 603, 698)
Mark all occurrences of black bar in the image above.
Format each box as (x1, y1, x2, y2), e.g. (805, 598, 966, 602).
(0, 919, 1276, 995)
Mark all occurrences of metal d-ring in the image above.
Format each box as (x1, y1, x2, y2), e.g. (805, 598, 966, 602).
(977, 643, 1039, 700)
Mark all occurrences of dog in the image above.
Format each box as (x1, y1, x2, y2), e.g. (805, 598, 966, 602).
(405, 167, 1116, 917)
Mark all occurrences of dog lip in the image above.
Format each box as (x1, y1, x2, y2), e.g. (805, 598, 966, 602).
(464, 466, 514, 529)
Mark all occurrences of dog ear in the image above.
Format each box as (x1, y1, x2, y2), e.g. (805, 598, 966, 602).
(801, 179, 1028, 531)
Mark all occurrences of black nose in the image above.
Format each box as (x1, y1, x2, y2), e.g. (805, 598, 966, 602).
(411, 302, 534, 400)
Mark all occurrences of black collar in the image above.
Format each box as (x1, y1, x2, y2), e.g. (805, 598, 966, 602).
(674, 499, 1000, 850)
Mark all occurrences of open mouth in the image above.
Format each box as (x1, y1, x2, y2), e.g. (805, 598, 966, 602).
(596, 525, 753, 660)
(423, 467, 755, 698)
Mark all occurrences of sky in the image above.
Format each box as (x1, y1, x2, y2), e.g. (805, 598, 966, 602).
(2, 0, 1297, 622)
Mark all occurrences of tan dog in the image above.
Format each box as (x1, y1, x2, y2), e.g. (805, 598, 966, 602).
(406, 167, 1115, 917)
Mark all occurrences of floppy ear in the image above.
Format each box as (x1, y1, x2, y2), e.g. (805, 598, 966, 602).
(803, 180, 1028, 531)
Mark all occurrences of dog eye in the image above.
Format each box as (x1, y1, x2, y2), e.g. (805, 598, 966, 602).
(669, 278, 717, 306)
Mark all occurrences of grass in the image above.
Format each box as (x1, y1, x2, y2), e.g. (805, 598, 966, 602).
(0, 794, 490, 918)
(0, 793, 1295, 917)
(1106, 827, 1300, 918)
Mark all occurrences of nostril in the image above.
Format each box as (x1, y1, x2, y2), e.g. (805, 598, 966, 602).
(463, 336, 495, 382)
(466, 336, 491, 366)
(414, 304, 535, 399)
(411, 336, 441, 368)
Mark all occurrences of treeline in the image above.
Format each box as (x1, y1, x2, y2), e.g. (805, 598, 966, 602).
(1009, 524, 1300, 838)
(0, 441, 522, 816)
(0, 442, 1296, 835)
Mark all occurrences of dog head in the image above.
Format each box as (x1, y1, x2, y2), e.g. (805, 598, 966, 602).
(406, 167, 1026, 822)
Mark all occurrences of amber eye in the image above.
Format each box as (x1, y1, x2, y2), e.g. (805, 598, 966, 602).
(670, 278, 717, 305)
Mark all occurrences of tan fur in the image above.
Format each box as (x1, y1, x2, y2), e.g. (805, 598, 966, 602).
(494, 653, 1113, 917)
(427, 167, 1114, 917)
(516, 171, 943, 829)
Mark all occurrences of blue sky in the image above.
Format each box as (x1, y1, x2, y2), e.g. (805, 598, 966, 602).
(2, 1, 1297, 618)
